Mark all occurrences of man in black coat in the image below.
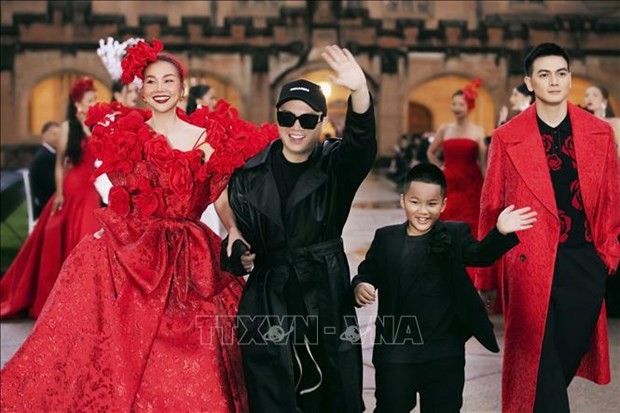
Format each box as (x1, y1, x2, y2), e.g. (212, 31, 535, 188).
(226, 45, 376, 412)
(29, 121, 60, 219)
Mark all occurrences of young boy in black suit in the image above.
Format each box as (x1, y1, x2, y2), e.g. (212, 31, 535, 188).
(352, 163, 537, 413)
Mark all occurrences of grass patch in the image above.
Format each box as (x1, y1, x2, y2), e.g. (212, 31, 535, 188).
(0, 202, 27, 274)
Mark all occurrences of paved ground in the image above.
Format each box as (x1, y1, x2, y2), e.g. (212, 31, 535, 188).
(1, 172, 619, 412)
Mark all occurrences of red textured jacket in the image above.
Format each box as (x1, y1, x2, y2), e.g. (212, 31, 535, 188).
(476, 103, 620, 413)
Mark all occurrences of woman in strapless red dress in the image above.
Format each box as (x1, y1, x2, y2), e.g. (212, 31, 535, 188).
(0, 78, 101, 319)
(427, 80, 486, 237)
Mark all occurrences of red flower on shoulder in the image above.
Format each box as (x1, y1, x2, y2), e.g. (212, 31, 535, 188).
(184, 98, 277, 202)
(85, 102, 118, 129)
(144, 136, 174, 170)
(108, 186, 131, 217)
(117, 110, 150, 133)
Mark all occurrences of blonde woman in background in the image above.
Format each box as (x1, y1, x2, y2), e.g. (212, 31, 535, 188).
(584, 84, 620, 157)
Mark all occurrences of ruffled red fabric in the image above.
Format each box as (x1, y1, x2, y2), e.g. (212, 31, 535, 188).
(120, 38, 163, 85)
(1, 100, 277, 412)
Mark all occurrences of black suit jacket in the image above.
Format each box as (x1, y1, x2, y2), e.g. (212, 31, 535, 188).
(28, 145, 56, 219)
(352, 221, 519, 354)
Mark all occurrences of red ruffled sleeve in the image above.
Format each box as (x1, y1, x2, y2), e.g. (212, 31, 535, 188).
(86, 102, 151, 182)
(181, 101, 278, 202)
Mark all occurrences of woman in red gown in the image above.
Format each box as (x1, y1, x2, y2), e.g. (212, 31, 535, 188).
(0, 78, 101, 318)
(427, 79, 486, 236)
(0, 40, 275, 412)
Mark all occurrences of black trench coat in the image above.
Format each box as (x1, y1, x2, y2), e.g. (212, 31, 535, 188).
(227, 99, 376, 412)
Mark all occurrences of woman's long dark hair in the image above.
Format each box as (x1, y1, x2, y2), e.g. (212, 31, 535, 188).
(111, 80, 124, 102)
(65, 98, 86, 165)
(595, 85, 616, 118)
(186, 84, 211, 115)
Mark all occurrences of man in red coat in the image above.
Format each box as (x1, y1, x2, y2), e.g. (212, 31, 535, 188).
(477, 43, 620, 413)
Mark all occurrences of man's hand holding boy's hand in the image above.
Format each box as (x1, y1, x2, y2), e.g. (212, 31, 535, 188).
(354, 282, 377, 307)
(496, 205, 538, 235)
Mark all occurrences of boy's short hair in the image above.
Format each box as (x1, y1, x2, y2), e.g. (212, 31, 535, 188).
(524, 43, 571, 77)
(403, 163, 447, 197)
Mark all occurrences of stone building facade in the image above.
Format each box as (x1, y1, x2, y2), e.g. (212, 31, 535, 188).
(1, 0, 619, 158)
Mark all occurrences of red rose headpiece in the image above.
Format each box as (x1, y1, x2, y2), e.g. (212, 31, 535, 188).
(462, 78, 482, 111)
(120, 38, 164, 85)
(70, 77, 96, 103)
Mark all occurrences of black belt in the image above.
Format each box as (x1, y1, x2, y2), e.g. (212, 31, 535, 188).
(258, 238, 344, 268)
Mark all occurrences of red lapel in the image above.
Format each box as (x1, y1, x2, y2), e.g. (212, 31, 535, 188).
(501, 105, 558, 218)
(568, 103, 608, 224)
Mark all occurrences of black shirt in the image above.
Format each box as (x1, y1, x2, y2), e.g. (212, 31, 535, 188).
(537, 114, 590, 247)
(397, 233, 428, 308)
(270, 146, 315, 317)
(375, 232, 464, 364)
(270, 146, 314, 218)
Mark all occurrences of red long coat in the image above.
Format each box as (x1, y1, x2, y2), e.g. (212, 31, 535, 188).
(475, 103, 620, 413)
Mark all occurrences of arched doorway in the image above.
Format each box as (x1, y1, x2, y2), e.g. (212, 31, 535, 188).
(409, 75, 496, 135)
(29, 73, 111, 135)
(186, 73, 244, 117)
(408, 102, 433, 134)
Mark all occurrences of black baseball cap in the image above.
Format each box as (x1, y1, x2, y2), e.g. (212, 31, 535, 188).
(276, 79, 327, 115)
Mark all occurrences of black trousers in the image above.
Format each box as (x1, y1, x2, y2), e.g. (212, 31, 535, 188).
(374, 356, 465, 413)
(286, 272, 363, 413)
(534, 245, 607, 413)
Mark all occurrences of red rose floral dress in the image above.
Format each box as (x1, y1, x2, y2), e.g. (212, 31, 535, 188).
(0, 101, 276, 413)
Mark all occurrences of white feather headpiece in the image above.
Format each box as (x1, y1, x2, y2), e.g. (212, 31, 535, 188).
(97, 37, 143, 83)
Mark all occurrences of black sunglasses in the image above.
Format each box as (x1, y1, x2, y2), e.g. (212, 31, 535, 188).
(277, 111, 323, 129)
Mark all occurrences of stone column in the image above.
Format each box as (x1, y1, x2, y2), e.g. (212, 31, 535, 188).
(377, 73, 403, 157)
(248, 50, 272, 124)
(0, 71, 15, 146)
(249, 73, 272, 124)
